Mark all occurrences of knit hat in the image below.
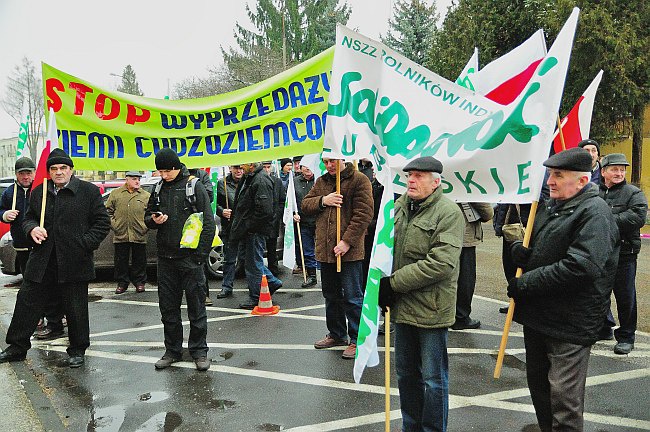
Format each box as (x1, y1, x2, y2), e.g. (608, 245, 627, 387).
(46, 148, 74, 169)
(15, 157, 36, 172)
(280, 158, 292, 169)
(578, 139, 600, 156)
(155, 148, 181, 170)
(543, 147, 592, 172)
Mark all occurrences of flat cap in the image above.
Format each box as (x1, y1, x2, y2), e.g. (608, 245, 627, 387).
(125, 171, 143, 177)
(543, 147, 592, 172)
(403, 156, 443, 173)
(15, 157, 35, 172)
(601, 153, 630, 167)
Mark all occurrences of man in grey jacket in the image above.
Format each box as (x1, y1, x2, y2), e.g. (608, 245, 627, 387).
(378, 156, 464, 432)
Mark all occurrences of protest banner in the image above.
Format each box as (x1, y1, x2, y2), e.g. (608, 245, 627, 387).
(42, 48, 333, 170)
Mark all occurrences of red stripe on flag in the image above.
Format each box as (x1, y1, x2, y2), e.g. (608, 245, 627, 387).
(552, 95, 585, 154)
(485, 59, 543, 105)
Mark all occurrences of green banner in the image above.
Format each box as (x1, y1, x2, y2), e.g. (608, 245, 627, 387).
(42, 48, 333, 171)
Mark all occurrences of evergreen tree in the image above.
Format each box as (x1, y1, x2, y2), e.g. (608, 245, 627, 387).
(117, 65, 144, 96)
(381, 0, 438, 65)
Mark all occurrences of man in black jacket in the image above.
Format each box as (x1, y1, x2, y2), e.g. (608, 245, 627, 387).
(145, 149, 215, 372)
(188, 167, 215, 305)
(0, 149, 110, 368)
(599, 153, 647, 354)
(293, 164, 318, 287)
(262, 161, 285, 277)
(216, 165, 244, 299)
(229, 162, 282, 309)
(509, 148, 619, 432)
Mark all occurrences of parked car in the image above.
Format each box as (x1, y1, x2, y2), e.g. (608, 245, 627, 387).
(0, 176, 226, 279)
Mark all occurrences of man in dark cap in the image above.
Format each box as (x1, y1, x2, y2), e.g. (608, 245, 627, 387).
(105, 171, 150, 294)
(377, 156, 464, 432)
(145, 148, 215, 371)
(0, 148, 110, 368)
(598, 153, 647, 354)
(507, 147, 619, 431)
(578, 139, 601, 184)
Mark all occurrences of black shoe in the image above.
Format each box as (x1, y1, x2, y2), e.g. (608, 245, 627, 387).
(35, 327, 65, 340)
(239, 301, 257, 310)
(451, 319, 481, 330)
(269, 282, 282, 295)
(301, 276, 317, 288)
(0, 349, 26, 363)
(68, 355, 85, 368)
(194, 357, 210, 371)
(499, 306, 509, 314)
(216, 289, 233, 299)
(155, 355, 181, 370)
(614, 342, 634, 355)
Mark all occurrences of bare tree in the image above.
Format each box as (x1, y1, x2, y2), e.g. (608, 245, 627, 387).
(2, 57, 44, 161)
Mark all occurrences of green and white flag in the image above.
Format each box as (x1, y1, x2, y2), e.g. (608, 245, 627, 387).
(282, 171, 298, 269)
(299, 152, 327, 177)
(325, 9, 579, 382)
(16, 97, 30, 159)
(455, 47, 478, 91)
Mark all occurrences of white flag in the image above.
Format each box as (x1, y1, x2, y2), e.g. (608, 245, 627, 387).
(282, 172, 298, 269)
(455, 47, 478, 91)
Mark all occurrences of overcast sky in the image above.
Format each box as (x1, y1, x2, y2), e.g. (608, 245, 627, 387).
(0, 0, 451, 139)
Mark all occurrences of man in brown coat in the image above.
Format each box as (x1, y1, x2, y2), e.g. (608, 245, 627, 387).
(302, 158, 373, 359)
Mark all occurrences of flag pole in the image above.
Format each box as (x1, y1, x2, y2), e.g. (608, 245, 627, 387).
(11, 181, 17, 211)
(39, 179, 48, 228)
(384, 308, 391, 431)
(295, 217, 307, 283)
(336, 160, 341, 273)
(222, 167, 229, 209)
(556, 115, 567, 151)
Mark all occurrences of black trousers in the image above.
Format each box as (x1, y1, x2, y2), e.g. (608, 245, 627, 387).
(455, 246, 476, 323)
(266, 236, 279, 273)
(114, 242, 147, 287)
(524, 326, 591, 432)
(16, 250, 30, 275)
(6, 254, 89, 356)
(157, 257, 208, 359)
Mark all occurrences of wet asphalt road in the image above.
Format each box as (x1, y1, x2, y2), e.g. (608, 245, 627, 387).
(0, 236, 649, 431)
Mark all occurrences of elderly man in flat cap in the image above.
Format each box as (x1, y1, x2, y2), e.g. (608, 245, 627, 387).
(578, 139, 602, 184)
(378, 156, 464, 432)
(598, 153, 647, 355)
(106, 171, 150, 294)
(507, 147, 619, 432)
(0, 148, 110, 368)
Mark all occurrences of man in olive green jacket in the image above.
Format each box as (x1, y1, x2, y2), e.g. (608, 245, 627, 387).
(379, 156, 464, 432)
(106, 172, 150, 294)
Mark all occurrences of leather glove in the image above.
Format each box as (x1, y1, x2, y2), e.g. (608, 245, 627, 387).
(507, 277, 522, 299)
(509, 241, 532, 268)
(378, 277, 394, 313)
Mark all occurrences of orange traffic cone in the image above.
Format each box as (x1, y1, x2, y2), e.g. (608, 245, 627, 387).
(252, 275, 280, 316)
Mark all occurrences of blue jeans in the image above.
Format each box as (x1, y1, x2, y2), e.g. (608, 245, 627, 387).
(395, 323, 449, 432)
(244, 233, 282, 302)
(605, 257, 637, 343)
(299, 225, 318, 269)
(319, 261, 363, 344)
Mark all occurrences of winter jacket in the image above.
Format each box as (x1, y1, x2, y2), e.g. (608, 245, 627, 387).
(458, 202, 493, 247)
(144, 165, 215, 261)
(105, 185, 150, 244)
(229, 165, 275, 240)
(269, 174, 286, 237)
(22, 176, 110, 283)
(294, 174, 316, 227)
(514, 183, 620, 346)
(216, 174, 239, 237)
(0, 183, 32, 249)
(390, 187, 464, 328)
(599, 179, 647, 258)
(302, 163, 373, 263)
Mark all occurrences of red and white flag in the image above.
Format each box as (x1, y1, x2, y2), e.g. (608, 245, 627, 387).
(552, 70, 603, 153)
(474, 29, 547, 105)
(32, 109, 58, 191)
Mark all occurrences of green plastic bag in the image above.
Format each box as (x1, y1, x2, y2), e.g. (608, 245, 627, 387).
(180, 212, 203, 249)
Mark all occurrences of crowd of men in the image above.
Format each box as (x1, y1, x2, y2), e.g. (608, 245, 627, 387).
(0, 140, 647, 431)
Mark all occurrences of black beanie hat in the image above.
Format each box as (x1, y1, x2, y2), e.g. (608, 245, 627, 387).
(280, 158, 292, 168)
(578, 139, 600, 156)
(46, 148, 74, 169)
(155, 148, 181, 170)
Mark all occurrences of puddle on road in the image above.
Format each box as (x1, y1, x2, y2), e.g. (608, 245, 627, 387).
(87, 405, 126, 431)
(289, 293, 303, 298)
(131, 411, 182, 432)
(245, 360, 259, 368)
(490, 353, 526, 371)
(220, 351, 233, 360)
(207, 398, 237, 410)
(88, 294, 103, 302)
(138, 391, 170, 403)
(257, 423, 284, 431)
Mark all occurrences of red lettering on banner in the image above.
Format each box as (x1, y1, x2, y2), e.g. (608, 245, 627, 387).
(68, 82, 94, 115)
(126, 105, 151, 125)
(45, 78, 65, 112)
(95, 94, 120, 120)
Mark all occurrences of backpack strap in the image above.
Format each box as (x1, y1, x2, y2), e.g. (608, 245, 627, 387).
(186, 175, 199, 213)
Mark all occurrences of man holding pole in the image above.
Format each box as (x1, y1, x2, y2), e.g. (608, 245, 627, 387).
(301, 158, 373, 360)
(216, 165, 244, 299)
(507, 148, 619, 432)
(0, 149, 110, 368)
(292, 164, 318, 288)
(377, 156, 464, 432)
